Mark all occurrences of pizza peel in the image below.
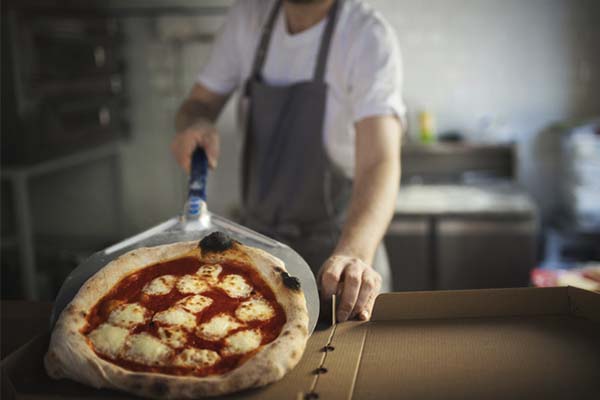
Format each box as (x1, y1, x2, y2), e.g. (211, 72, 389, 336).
(50, 148, 320, 334)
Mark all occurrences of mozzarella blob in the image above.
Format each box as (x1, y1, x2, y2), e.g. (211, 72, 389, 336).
(223, 329, 262, 356)
(153, 307, 196, 329)
(235, 297, 275, 322)
(142, 275, 177, 296)
(88, 323, 129, 358)
(196, 264, 222, 283)
(218, 274, 252, 298)
(158, 326, 188, 349)
(108, 303, 149, 328)
(177, 294, 213, 314)
(173, 348, 220, 368)
(196, 314, 242, 341)
(123, 333, 173, 366)
(176, 275, 210, 295)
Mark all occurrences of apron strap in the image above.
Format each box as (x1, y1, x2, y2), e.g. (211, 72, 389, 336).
(313, 0, 341, 82)
(249, 0, 282, 81)
(249, 0, 342, 83)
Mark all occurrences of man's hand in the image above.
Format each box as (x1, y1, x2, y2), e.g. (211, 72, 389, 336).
(319, 254, 382, 322)
(172, 83, 229, 172)
(171, 120, 220, 172)
(318, 115, 401, 323)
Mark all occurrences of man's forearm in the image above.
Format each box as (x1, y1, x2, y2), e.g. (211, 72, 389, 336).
(175, 99, 220, 133)
(335, 158, 400, 265)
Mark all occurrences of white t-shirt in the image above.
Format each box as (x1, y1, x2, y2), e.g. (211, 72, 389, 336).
(197, 0, 405, 178)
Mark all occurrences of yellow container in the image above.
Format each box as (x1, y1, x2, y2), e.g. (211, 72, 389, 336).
(418, 111, 435, 144)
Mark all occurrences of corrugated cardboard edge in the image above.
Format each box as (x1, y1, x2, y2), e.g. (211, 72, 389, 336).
(311, 286, 600, 400)
(370, 287, 574, 320)
(567, 286, 600, 322)
(309, 322, 367, 400)
(248, 324, 335, 400)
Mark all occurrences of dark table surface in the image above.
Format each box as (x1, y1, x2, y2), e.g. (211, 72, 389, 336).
(1, 301, 53, 359)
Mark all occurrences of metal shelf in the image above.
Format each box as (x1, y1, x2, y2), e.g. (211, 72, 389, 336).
(1, 143, 123, 300)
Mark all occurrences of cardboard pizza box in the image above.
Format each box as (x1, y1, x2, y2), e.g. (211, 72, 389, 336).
(2, 286, 599, 400)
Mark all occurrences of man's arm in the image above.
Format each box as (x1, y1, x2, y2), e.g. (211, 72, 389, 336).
(320, 115, 402, 321)
(171, 83, 230, 171)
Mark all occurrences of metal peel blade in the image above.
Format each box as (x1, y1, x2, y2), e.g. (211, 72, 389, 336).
(50, 148, 320, 334)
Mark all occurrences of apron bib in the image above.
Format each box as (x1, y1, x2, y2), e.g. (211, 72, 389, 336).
(241, 0, 391, 291)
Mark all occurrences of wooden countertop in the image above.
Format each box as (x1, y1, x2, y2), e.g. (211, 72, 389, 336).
(0, 301, 53, 359)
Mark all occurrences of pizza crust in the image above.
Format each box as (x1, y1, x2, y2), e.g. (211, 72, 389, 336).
(45, 239, 309, 399)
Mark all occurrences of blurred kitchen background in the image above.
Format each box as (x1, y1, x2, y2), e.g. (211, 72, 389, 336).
(1, 0, 599, 300)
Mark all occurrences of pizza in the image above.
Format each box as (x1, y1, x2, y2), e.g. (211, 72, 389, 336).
(45, 232, 309, 398)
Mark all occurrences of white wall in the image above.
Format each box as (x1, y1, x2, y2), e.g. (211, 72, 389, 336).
(369, 0, 600, 218)
(118, 16, 243, 233)
(374, 0, 578, 138)
(31, 0, 600, 240)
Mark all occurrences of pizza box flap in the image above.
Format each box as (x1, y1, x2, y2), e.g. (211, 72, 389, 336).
(313, 286, 600, 400)
(2, 287, 599, 400)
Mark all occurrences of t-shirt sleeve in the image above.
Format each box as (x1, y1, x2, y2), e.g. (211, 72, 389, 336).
(346, 17, 406, 124)
(196, 1, 245, 95)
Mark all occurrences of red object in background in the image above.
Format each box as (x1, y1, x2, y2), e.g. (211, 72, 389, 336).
(531, 266, 600, 291)
(531, 269, 559, 287)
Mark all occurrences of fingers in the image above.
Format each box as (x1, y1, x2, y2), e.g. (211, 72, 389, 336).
(336, 262, 362, 322)
(360, 290, 378, 321)
(172, 140, 190, 173)
(319, 256, 346, 299)
(352, 270, 382, 321)
(171, 125, 220, 173)
(171, 131, 195, 173)
(181, 135, 195, 173)
(319, 254, 383, 322)
(194, 129, 219, 169)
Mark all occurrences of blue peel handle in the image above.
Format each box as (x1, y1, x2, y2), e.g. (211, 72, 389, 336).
(186, 147, 208, 218)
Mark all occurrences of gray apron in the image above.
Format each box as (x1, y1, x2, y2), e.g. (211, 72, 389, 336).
(241, 0, 391, 292)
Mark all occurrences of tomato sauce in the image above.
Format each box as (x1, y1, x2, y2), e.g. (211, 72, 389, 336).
(82, 256, 287, 377)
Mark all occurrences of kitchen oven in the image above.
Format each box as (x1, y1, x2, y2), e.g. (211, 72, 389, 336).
(1, 1, 128, 165)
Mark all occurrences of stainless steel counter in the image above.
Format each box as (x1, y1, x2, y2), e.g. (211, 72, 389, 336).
(386, 183, 538, 291)
(395, 183, 535, 217)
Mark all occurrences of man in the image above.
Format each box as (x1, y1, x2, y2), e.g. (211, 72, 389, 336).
(172, 0, 404, 322)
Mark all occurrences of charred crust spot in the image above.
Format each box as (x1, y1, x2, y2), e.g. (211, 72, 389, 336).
(273, 266, 284, 273)
(80, 311, 86, 317)
(151, 381, 169, 397)
(291, 350, 298, 359)
(280, 271, 301, 291)
(199, 231, 234, 252)
(281, 330, 291, 337)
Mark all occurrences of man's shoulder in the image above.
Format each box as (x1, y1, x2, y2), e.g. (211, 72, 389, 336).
(340, 0, 397, 45)
(333, 0, 400, 73)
